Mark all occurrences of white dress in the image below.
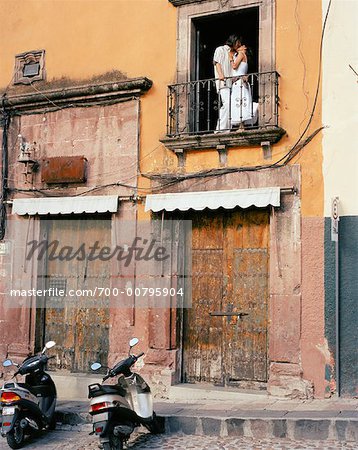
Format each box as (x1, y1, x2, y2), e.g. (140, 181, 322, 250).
(230, 60, 258, 127)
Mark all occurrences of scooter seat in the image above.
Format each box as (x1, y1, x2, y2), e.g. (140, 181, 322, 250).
(17, 383, 54, 398)
(89, 384, 126, 398)
(16, 382, 31, 390)
(16, 382, 39, 396)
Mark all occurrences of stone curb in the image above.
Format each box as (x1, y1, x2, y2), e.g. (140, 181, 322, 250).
(166, 415, 358, 442)
(55, 411, 358, 442)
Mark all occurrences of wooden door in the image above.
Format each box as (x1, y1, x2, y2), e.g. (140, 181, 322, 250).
(183, 208, 269, 385)
(40, 217, 111, 373)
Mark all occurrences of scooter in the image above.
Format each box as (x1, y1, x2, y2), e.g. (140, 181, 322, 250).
(89, 338, 163, 450)
(0, 341, 57, 449)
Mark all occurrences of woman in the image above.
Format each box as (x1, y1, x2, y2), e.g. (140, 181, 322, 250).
(230, 40, 258, 128)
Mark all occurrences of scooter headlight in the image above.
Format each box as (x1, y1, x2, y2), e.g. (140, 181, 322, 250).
(1, 392, 21, 403)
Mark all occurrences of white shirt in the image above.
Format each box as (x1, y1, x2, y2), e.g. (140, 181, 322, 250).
(213, 45, 232, 91)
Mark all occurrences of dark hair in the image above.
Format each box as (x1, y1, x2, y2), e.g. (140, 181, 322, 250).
(238, 36, 249, 46)
(238, 36, 253, 64)
(225, 34, 240, 48)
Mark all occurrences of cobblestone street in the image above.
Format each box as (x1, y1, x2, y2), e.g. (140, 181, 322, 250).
(0, 429, 356, 450)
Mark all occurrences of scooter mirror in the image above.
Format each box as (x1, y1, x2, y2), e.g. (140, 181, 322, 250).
(42, 341, 56, 353)
(91, 362, 102, 371)
(45, 341, 56, 349)
(129, 337, 139, 348)
(2, 359, 13, 367)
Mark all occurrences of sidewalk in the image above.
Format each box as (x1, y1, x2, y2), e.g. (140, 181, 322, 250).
(56, 388, 358, 443)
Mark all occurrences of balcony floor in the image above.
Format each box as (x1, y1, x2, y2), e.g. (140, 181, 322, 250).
(161, 126, 286, 152)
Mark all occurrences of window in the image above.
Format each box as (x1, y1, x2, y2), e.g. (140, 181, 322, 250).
(14, 50, 46, 85)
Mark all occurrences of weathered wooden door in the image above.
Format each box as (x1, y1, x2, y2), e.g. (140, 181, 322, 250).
(183, 208, 269, 385)
(39, 217, 111, 373)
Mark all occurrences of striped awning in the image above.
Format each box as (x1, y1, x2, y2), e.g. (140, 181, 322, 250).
(145, 187, 280, 212)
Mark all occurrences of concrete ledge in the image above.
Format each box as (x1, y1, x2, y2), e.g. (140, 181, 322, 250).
(4, 77, 152, 114)
(51, 373, 102, 401)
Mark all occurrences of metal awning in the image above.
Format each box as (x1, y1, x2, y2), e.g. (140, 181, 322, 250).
(145, 187, 280, 212)
(12, 195, 119, 215)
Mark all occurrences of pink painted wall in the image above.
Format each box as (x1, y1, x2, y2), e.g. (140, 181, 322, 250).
(301, 217, 330, 397)
(9, 101, 139, 199)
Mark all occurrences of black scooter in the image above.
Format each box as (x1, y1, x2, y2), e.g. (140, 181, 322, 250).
(89, 338, 163, 450)
(0, 341, 57, 449)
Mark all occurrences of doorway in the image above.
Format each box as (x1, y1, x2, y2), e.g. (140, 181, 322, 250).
(35, 216, 111, 373)
(183, 208, 269, 387)
(191, 8, 259, 132)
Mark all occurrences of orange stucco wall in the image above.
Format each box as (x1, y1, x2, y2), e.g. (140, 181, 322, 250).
(0, 0, 323, 217)
(276, 0, 323, 217)
(0, 0, 178, 194)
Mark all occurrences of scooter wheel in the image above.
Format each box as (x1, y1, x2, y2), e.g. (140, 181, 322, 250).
(6, 425, 25, 449)
(104, 434, 123, 450)
(146, 412, 165, 434)
(48, 415, 57, 430)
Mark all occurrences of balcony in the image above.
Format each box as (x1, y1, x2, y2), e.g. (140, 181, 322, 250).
(161, 71, 286, 153)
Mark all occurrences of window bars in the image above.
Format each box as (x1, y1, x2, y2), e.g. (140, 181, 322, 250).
(166, 71, 279, 137)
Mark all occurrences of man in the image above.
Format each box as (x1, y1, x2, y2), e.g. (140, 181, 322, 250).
(213, 34, 241, 131)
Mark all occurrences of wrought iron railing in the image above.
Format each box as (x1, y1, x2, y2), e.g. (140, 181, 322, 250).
(166, 71, 279, 137)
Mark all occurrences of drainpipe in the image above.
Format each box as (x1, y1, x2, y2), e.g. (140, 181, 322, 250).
(331, 197, 340, 396)
(335, 228, 340, 396)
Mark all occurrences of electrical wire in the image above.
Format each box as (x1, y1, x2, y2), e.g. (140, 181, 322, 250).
(280, 0, 332, 165)
(0, 95, 10, 239)
(295, 0, 309, 133)
(349, 64, 358, 78)
(141, 126, 324, 187)
(29, 81, 76, 114)
(0, 72, 16, 99)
